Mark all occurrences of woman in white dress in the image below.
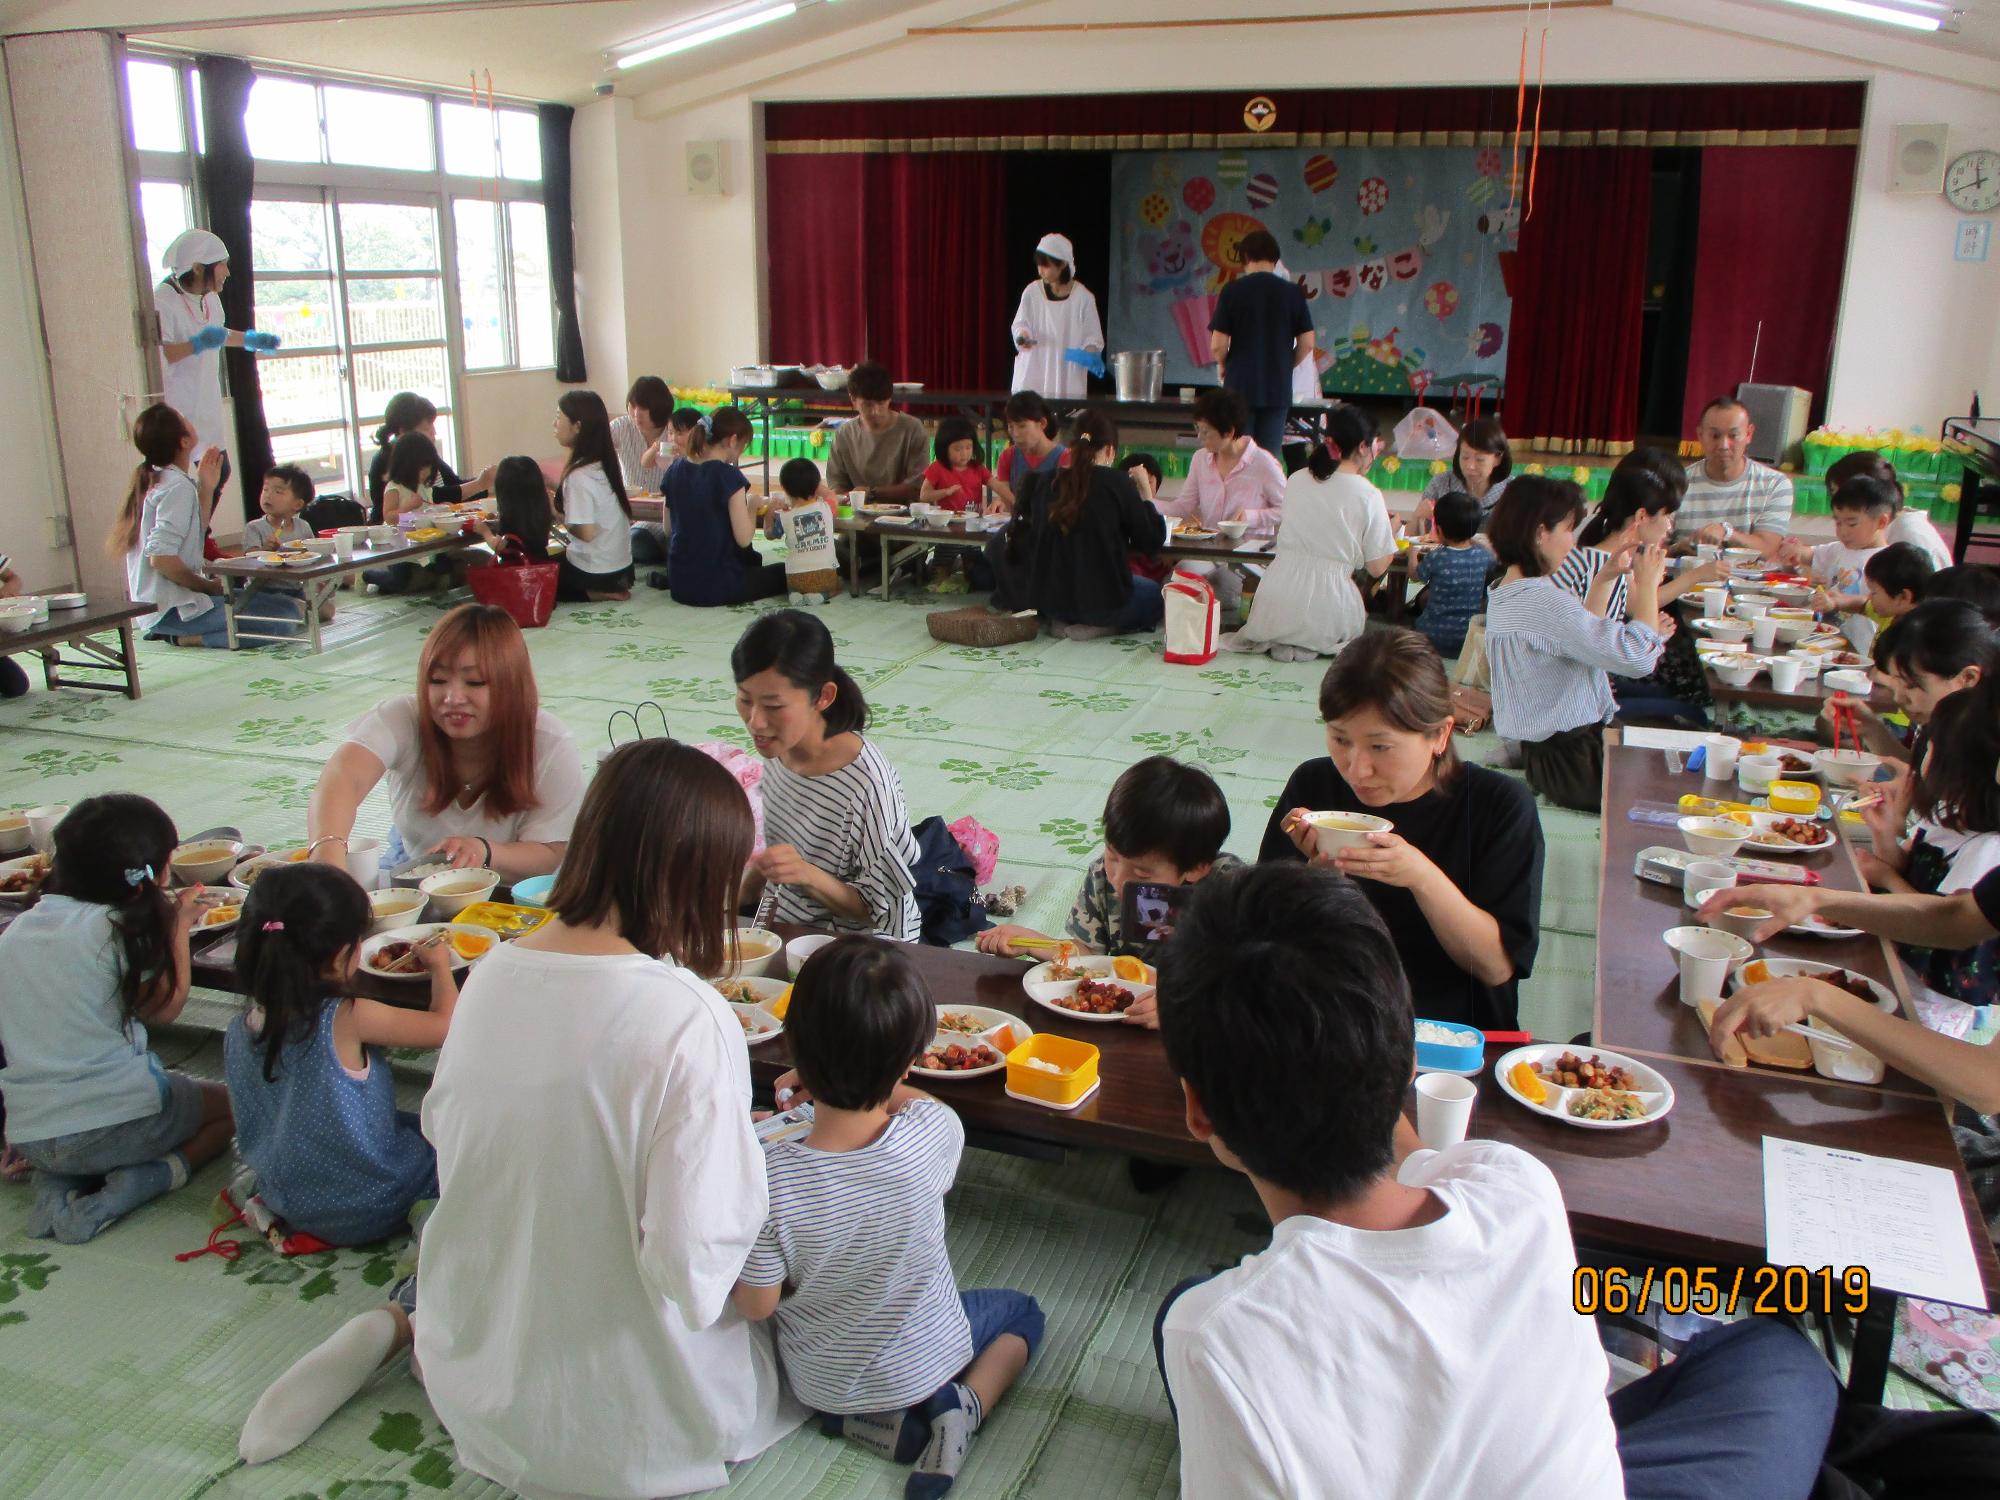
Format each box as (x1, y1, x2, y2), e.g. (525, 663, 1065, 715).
(1224, 405, 1396, 662)
(1010, 233, 1103, 399)
(153, 228, 281, 507)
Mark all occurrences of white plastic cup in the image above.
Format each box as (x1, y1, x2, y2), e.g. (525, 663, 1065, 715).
(1700, 735, 1741, 781)
(1663, 926, 1752, 1007)
(344, 836, 382, 889)
(1696, 544, 1721, 563)
(334, 532, 356, 561)
(1739, 754, 1784, 793)
(847, 489, 867, 509)
(1731, 597, 1771, 620)
(1701, 587, 1729, 618)
(26, 804, 68, 853)
(1415, 1073, 1476, 1150)
(1751, 616, 1780, 652)
(1683, 859, 1738, 907)
(1767, 655, 1805, 693)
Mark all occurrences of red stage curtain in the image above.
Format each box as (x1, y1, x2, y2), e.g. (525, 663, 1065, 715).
(765, 83, 1864, 149)
(1502, 147, 1652, 454)
(863, 153, 1008, 390)
(1680, 146, 1856, 431)
(766, 152, 866, 366)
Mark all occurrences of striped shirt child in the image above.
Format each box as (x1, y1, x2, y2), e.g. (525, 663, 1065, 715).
(1485, 577, 1663, 743)
(1550, 546, 1628, 622)
(1674, 461, 1793, 544)
(759, 740, 921, 940)
(740, 1098, 974, 1413)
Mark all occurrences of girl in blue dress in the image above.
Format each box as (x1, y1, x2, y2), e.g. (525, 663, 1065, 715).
(224, 864, 458, 1246)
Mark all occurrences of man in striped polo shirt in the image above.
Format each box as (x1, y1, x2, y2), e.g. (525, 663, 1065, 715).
(1674, 396, 1794, 559)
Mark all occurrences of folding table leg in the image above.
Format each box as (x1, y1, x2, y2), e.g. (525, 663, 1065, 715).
(225, 580, 240, 650)
(120, 621, 140, 699)
(879, 537, 891, 601)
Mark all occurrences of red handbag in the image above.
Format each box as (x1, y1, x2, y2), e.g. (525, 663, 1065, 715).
(467, 535, 557, 629)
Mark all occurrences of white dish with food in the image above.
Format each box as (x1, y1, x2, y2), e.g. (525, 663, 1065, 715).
(1493, 1044, 1674, 1130)
(46, 592, 86, 609)
(1823, 669, 1874, 696)
(727, 1000, 784, 1044)
(0, 811, 28, 856)
(1709, 655, 1760, 688)
(1678, 815, 1747, 858)
(0, 852, 52, 903)
(1689, 887, 1861, 939)
(1733, 811, 1835, 857)
(359, 922, 500, 978)
(1300, 810, 1394, 854)
(192, 894, 245, 934)
(171, 837, 243, 885)
(368, 886, 430, 934)
(1814, 748, 1883, 788)
(723, 925, 784, 978)
(934, 1004, 1028, 1044)
(1726, 957, 1897, 1013)
(419, 866, 500, 917)
(1022, 954, 1155, 1022)
(713, 975, 791, 1011)
(911, 1034, 1008, 1079)
(1691, 617, 1751, 641)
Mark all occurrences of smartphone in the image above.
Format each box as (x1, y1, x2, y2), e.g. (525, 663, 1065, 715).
(1121, 880, 1191, 948)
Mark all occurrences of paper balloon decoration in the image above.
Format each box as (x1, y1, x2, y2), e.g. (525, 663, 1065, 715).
(1304, 154, 1338, 194)
(1471, 321, 1504, 358)
(1216, 152, 1249, 189)
(1183, 177, 1216, 215)
(1423, 282, 1459, 318)
(1140, 193, 1170, 228)
(1358, 177, 1389, 215)
(1246, 172, 1278, 209)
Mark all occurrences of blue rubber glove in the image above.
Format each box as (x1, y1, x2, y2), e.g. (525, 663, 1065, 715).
(1063, 347, 1106, 378)
(188, 324, 228, 353)
(243, 330, 282, 353)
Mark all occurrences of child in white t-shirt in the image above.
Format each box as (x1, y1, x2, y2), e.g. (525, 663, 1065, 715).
(1153, 862, 1838, 1500)
(734, 938, 1043, 1497)
(775, 457, 841, 605)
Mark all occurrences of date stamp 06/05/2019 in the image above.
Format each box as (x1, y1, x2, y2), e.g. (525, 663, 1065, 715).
(1573, 1265, 1872, 1319)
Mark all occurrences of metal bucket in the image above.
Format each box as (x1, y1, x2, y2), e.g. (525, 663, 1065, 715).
(1111, 349, 1165, 403)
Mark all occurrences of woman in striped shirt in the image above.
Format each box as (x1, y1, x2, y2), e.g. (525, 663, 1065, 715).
(732, 610, 921, 940)
(1485, 478, 1667, 812)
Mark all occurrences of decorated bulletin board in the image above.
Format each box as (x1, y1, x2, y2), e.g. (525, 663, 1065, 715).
(1109, 148, 1515, 398)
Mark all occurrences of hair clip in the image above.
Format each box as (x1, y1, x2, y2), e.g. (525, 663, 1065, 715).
(125, 865, 153, 887)
(261, 920, 285, 932)
(698, 412, 714, 435)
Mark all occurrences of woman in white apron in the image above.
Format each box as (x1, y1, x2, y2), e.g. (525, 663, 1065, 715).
(1009, 233, 1102, 399)
(154, 228, 282, 508)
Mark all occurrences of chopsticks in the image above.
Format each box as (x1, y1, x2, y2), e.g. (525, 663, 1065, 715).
(384, 930, 449, 975)
(1785, 1022, 1857, 1052)
(1006, 937, 1071, 952)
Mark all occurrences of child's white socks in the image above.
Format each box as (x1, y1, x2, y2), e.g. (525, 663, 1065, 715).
(239, 1306, 400, 1463)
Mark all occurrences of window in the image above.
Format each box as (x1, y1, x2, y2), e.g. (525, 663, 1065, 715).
(325, 85, 434, 172)
(508, 202, 554, 368)
(125, 59, 185, 153)
(136, 181, 191, 282)
(246, 76, 321, 163)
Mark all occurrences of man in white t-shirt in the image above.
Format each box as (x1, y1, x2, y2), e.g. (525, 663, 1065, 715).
(1675, 397, 1794, 558)
(1153, 863, 1839, 1500)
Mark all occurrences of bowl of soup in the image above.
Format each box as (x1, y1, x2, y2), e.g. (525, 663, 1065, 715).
(369, 886, 430, 934)
(420, 867, 501, 918)
(0, 811, 29, 856)
(723, 925, 784, 979)
(172, 838, 243, 885)
(1300, 810, 1395, 855)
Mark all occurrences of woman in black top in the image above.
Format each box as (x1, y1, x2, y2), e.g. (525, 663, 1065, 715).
(1010, 409, 1166, 639)
(1259, 627, 1544, 1029)
(365, 392, 494, 522)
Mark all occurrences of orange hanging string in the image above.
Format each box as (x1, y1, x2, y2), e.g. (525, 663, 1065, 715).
(1508, 21, 1528, 213)
(1526, 13, 1548, 221)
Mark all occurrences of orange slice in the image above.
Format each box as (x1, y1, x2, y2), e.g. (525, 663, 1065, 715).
(770, 985, 792, 1020)
(447, 932, 491, 961)
(1111, 954, 1151, 983)
(1741, 960, 1771, 986)
(1508, 1061, 1548, 1105)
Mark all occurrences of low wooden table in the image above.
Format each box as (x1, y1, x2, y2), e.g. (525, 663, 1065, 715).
(1702, 661, 1897, 716)
(3, 600, 149, 698)
(208, 534, 476, 653)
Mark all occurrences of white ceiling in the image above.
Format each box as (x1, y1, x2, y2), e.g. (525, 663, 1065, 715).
(0, 0, 1990, 105)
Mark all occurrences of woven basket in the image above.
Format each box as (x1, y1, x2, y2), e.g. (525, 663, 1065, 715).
(926, 606, 1040, 648)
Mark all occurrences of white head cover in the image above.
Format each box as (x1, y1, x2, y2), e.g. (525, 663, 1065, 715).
(163, 228, 229, 274)
(1034, 232, 1075, 267)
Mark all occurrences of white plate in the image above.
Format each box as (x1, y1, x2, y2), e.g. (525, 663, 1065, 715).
(713, 976, 790, 1010)
(0, 852, 50, 904)
(359, 922, 500, 978)
(911, 1034, 1008, 1080)
(1726, 957, 1898, 1013)
(934, 1003, 1029, 1047)
(1688, 885, 1863, 938)
(1022, 955, 1155, 1023)
(1730, 811, 1834, 858)
(191, 895, 245, 935)
(728, 1000, 784, 1044)
(1493, 1044, 1675, 1130)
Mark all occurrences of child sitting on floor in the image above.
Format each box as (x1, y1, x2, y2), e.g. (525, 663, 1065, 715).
(245, 464, 335, 622)
(976, 755, 1242, 1022)
(1412, 490, 1490, 659)
(363, 433, 443, 595)
(471, 455, 555, 564)
(775, 457, 841, 605)
(919, 417, 991, 514)
(662, 406, 786, 608)
(1154, 861, 1838, 1500)
(0, 795, 234, 1243)
(735, 937, 1043, 1498)
(223, 863, 456, 1247)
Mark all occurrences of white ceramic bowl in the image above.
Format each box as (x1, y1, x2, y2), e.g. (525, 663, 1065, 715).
(0, 812, 30, 856)
(723, 925, 784, 978)
(786, 932, 836, 977)
(1710, 655, 1759, 689)
(45, 591, 85, 609)
(1723, 547, 1762, 568)
(1695, 617, 1751, 642)
(1771, 618, 1816, 645)
(0, 603, 36, 635)
(1815, 747, 1883, 788)
(171, 837, 243, 885)
(814, 367, 850, 390)
(419, 867, 500, 917)
(922, 509, 953, 530)
(1738, 754, 1785, 793)
(1217, 519, 1250, 541)
(368, 886, 430, 934)
(1678, 816, 1747, 859)
(1301, 810, 1394, 855)
(300, 537, 338, 556)
(1824, 669, 1873, 696)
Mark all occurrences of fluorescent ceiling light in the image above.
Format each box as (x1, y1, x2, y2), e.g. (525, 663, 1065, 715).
(1770, 0, 1957, 31)
(613, 1, 799, 69)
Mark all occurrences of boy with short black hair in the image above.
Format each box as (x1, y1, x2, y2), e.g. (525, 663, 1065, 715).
(1153, 862, 1839, 1500)
(1863, 540, 1932, 623)
(976, 757, 1242, 1003)
(735, 937, 1042, 1499)
(245, 464, 334, 621)
(1811, 477, 1897, 652)
(1117, 451, 1164, 502)
(774, 456, 840, 605)
(1412, 489, 1489, 658)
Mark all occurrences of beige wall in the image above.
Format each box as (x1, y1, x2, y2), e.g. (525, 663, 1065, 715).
(0, 53, 69, 592)
(459, 365, 567, 467)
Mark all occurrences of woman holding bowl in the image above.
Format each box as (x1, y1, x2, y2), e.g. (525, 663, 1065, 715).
(1258, 628, 1544, 1029)
(307, 603, 583, 881)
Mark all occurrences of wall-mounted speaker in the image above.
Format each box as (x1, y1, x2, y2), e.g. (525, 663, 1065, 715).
(686, 140, 725, 196)
(1888, 123, 1949, 194)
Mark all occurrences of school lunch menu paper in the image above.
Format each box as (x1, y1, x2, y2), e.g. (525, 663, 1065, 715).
(1110, 148, 1514, 395)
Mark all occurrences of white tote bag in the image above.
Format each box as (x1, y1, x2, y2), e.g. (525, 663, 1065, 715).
(1163, 568, 1220, 665)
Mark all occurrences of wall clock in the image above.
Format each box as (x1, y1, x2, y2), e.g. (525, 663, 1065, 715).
(1944, 148, 2000, 214)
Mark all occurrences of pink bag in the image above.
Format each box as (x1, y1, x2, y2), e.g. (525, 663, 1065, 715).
(694, 742, 767, 855)
(1163, 568, 1220, 665)
(947, 816, 1000, 887)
